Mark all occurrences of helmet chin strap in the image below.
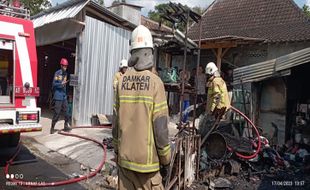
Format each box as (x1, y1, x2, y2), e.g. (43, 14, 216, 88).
(128, 49, 153, 71)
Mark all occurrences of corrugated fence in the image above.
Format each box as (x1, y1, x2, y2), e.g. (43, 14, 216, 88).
(74, 16, 131, 125)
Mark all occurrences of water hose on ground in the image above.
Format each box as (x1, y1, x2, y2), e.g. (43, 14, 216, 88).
(229, 106, 261, 159)
(4, 125, 111, 187)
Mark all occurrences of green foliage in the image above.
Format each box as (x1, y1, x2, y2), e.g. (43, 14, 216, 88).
(303, 4, 310, 17)
(148, 3, 173, 27)
(20, 0, 51, 16)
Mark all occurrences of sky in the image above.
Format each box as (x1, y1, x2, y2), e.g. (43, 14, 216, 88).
(51, 0, 310, 16)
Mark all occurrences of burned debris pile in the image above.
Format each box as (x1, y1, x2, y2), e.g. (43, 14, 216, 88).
(193, 120, 310, 190)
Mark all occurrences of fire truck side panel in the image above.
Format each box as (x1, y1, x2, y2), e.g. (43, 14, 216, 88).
(0, 14, 42, 135)
(0, 15, 37, 108)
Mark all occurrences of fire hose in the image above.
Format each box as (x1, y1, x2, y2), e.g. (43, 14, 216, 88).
(4, 125, 111, 187)
(229, 106, 261, 159)
(201, 106, 261, 160)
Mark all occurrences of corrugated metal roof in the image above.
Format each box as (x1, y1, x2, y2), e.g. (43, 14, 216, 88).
(233, 47, 310, 85)
(233, 59, 276, 84)
(32, 0, 89, 28)
(275, 47, 310, 71)
(32, 0, 136, 30)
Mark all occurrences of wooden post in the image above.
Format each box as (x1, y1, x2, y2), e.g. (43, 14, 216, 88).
(216, 48, 222, 72)
(165, 53, 171, 68)
(179, 10, 190, 126)
(192, 19, 202, 129)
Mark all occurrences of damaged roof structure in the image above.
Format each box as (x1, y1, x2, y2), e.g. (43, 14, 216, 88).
(141, 15, 172, 34)
(141, 15, 197, 51)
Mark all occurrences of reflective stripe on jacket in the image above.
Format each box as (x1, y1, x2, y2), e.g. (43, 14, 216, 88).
(206, 77, 231, 114)
(112, 69, 171, 173)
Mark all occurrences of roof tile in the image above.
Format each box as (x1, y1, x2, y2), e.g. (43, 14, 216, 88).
(188, 0, 310, 42)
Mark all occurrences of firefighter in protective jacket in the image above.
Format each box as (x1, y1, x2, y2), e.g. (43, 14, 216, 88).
(113, 59, 128, 92)
(113, 25, 171, 190)
(205, 62, 231, 114)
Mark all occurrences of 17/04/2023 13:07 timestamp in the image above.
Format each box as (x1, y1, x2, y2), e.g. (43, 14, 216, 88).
(272, 180, 305, 186)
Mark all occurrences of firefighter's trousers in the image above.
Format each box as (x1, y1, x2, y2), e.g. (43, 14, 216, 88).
(118, 166, 164, 190)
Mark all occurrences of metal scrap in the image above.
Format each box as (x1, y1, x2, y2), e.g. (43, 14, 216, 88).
(225, 160, 241, 175)
(165, 135, 201, 190)
(213, 177, 233, 189)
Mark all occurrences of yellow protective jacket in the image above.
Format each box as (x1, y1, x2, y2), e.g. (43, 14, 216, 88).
(206, 76, 231, 114)
(113, 69, 171, 173)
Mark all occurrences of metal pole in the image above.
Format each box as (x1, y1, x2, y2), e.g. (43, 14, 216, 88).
(179, 10, 190, 127)
(192, 19, 203, 129)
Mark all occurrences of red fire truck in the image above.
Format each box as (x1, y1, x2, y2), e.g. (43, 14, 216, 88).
(0, 2, 41, 147)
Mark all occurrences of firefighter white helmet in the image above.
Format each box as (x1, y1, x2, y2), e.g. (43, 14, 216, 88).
(205, 62, 218, 75)
(119, 59, 128, 68)
(130, 25, 153, 52)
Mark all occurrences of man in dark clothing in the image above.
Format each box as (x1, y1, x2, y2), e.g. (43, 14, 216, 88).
(189, 68, 196, 87)
(50, 58, 72, 134)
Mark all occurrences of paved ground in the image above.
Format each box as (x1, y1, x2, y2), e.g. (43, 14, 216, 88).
(23, 109, 179, 168)
(1, 109, 117, 190)
(0, 109, 181, 189)
(24, 109, 116, 168)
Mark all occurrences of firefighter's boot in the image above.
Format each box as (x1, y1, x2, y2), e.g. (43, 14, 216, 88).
(64, 123, 72, 132)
